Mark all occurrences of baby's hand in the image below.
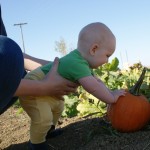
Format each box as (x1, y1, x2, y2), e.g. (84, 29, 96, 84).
(111, 89, 126, 103)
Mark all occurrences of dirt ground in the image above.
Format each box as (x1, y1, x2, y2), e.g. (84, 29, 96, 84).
(1, 107, 150, 150)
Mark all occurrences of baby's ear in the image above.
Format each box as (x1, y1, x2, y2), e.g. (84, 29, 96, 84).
(89, 43, 99, 55)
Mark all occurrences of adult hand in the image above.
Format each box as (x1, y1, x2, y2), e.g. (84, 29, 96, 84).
(42, 57, 78, 97)
(15, 57, 78, 97)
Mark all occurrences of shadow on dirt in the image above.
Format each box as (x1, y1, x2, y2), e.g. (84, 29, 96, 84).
(3, 116, 150, 150)
(3, 141, 28, 150)
(3, 117, 112, 150)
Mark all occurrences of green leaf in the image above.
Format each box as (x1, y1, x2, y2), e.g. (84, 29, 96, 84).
(109, 57, 119, 71)
(62, 96, 79, 117)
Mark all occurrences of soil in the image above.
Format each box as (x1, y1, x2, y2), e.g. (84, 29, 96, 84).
(1, 107, 150, 150)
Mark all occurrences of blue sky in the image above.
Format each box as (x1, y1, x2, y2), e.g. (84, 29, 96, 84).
(1, 0, 150, 68)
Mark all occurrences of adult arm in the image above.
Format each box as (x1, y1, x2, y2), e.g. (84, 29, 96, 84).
(79, 76, 126, 104)
(14, 57, 78, 97)
(23, 53, 50, 71)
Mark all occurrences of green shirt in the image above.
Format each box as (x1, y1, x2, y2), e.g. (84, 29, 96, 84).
(41, 49, 93, 82)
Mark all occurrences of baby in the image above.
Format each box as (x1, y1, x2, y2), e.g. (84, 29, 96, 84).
(19, 22, 126, 150)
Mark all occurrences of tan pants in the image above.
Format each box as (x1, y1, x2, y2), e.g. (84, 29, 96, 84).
(19, 67, 64, 144)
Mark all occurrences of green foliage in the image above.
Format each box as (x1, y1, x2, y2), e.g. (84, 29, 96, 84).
(94, 57, 120, 86)
(13, 99, 24, 115)
(77, 93, 106, 117)
(13, 58, 150, 119)
(139, 68, 150, 101)
(75, 59, 150, 118)
(109, 57, 119, 71)
(62, 95, 79, 117)
(13, 99, 20, 108)
(16, 107, 24, 115)
(102, 57, 119, 71)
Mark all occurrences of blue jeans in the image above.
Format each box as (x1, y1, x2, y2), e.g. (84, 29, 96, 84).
(0, 6, 26, 115)
(0, 6, 7, 36)
(0, 70, 27, 115)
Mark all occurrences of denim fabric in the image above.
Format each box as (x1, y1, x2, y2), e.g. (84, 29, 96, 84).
(0, 6, 25, 115)
(0, 6, 7, 36)
(0, 36, 24, 114)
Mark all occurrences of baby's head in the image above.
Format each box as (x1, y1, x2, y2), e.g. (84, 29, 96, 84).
(77, 22, 116, 68)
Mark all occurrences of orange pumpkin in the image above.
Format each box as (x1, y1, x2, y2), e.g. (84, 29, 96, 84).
(107, 68, 150, 132)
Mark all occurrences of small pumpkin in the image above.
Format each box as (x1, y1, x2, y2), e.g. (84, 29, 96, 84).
(107, 67, 150, 132)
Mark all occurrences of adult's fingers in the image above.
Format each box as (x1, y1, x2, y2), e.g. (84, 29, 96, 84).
(65, 86, 78, 93)
(65, 80, 79, 88)
(50, 57, 59, 74)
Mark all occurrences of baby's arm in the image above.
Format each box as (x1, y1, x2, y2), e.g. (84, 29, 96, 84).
(79, 76, 126, 104)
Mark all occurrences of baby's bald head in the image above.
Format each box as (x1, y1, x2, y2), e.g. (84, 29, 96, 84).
(77, 22, 116, 52)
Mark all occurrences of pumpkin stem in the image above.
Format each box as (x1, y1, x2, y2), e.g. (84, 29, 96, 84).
(129, 67, 147, 96)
